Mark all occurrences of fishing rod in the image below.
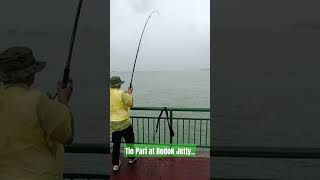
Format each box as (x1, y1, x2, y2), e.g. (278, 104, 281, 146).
(129, 11, 160, 89)
(62, 0, 83, 88)
(48, 0, 83, 99)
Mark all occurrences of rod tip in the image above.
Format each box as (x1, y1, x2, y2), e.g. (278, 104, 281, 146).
(151, 11, 160, 15)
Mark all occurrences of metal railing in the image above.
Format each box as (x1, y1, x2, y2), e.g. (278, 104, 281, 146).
(62, 107, 210, 179)
(63, 143, 109, 180)
(61, 144, 320, 180)
(130, 107, 210, 148)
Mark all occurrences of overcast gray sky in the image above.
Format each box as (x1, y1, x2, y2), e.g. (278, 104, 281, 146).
(111, 0, 210, 71)
(0, 0, 106, 33)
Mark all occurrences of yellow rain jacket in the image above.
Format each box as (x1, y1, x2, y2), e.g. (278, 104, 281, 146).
(110, 88, 133, 133)
(0, 84, 72, 180)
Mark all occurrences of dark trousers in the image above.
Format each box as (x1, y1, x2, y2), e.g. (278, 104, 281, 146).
(112, 125, 135, 165)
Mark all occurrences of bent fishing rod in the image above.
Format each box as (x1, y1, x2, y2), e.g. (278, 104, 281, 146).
(129, 11, 160, 89)
(50, 0, 83, 99)
(62, 0, 83, 88)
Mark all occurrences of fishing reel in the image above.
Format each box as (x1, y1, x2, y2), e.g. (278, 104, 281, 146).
(46, 79, 73, 100)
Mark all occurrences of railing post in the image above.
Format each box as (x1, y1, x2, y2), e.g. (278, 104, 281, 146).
(170, 110, 173, 144)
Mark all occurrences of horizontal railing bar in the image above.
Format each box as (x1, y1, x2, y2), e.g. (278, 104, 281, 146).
(212, 146, 320, 159)
(65, 144, 320, 159)
(127, 142, 210, 148)
(132, 107, 209, 112)
(64, 143, 109, 154)
(131, 116, 210, 120)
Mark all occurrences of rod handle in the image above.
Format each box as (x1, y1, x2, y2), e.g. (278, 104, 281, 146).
(62, 68, 70, 88)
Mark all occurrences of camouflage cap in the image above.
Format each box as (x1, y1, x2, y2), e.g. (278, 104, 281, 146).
(0, 47, 46, 83)
(110, 76, 124, 87)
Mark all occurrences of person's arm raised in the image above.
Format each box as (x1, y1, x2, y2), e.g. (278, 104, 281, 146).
(56, 81, 74, 144)
(37, 81, 74, 145)
(123, 87, 133, 108)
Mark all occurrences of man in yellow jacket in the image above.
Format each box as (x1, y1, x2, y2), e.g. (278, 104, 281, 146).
(110, 76, 136, 171)
(0, 47, 73, 180)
